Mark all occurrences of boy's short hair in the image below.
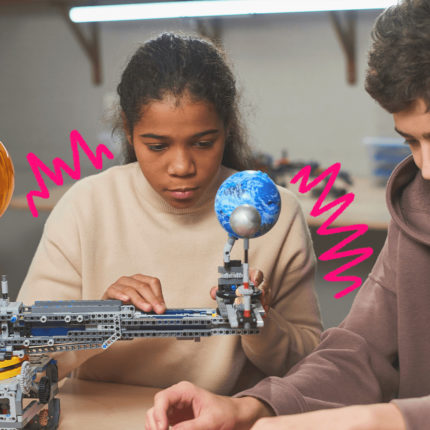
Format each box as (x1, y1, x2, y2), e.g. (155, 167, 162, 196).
(365, 0, 430, 113)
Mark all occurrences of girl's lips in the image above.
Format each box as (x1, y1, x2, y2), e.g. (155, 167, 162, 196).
(167, 189, 198, 200)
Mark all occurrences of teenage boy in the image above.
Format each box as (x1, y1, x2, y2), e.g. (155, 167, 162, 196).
(145, 1, 430, 429)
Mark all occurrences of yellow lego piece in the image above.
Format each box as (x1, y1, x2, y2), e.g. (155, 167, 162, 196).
(0, 356, 27, 380)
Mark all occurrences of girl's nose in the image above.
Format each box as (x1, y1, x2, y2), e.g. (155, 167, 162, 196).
(167, 147, 196, 177)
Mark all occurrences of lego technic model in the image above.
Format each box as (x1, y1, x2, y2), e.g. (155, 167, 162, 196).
(0, 144, 281, 429)
(0, 273, 265, 430)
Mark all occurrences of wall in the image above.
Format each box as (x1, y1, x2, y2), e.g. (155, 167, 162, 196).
(0, 7, 391, 324)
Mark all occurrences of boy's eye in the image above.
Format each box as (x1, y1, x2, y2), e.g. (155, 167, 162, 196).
(194, 141, 214, 148)
(404, 139, 418, 146)
(146, 143, 168, 151)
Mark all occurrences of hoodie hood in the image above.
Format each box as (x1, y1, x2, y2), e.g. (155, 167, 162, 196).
(386, 154, 430, 246)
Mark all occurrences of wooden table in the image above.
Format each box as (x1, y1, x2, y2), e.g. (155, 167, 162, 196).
(11, 176, 390, 229)
(9, 186, 72, 213)
(289, 176, 390, 230)
(57, 378, 160, 429)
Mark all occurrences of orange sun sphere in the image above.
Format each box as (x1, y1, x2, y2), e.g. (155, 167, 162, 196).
(0, 141, 14, 218)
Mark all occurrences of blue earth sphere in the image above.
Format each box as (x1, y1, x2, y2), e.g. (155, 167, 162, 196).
(215, 170, 281, 239)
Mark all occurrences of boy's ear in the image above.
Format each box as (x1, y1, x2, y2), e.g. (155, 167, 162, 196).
(121, 112, 132, 145)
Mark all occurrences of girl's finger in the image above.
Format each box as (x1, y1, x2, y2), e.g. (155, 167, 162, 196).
(131, 284, 166, 314)
(250, 269, 264, 286)
(103, 285, 130, 302)
(121, 286, 153, 312)
(133, 274, 166, 307)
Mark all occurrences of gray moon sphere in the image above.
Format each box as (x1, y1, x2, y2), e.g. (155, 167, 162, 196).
(214, 170, 281, 239)
(230, 205, 261, 238)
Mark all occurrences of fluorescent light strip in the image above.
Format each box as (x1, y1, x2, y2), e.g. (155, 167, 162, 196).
(70, 0, 398, 23)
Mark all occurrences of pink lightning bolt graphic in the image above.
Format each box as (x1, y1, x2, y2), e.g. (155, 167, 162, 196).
(26, 130, 114, 217)
(291, 163, 373, 298)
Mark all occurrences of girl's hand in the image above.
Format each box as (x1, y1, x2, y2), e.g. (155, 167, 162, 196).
(102, 274, 166, 314)
(210, 269, 271, 313)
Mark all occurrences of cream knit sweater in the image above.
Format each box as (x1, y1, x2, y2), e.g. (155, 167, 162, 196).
(18, 163, 322, 395)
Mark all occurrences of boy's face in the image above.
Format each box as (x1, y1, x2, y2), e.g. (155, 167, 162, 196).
(393, 98, 430, 180)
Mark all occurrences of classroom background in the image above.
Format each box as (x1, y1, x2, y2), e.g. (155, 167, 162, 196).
(0, 2, 400, 328)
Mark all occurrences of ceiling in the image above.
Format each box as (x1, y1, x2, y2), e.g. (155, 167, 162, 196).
(0, 0, 176, 6)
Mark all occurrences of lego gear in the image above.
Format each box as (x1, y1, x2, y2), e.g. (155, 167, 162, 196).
(18, 360, 32, 395)
(38, 376, 51, 404)
(46, 362, 58, 384)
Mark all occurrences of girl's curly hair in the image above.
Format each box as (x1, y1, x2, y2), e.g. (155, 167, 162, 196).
(117, 33, 253, 170)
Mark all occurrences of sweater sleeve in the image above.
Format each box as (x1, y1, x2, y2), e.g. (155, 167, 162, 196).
(237, 233, 400, 414)
(240, 194, 322, 376)
(17, 184, 103, 378)
(391, 397, 430, 430)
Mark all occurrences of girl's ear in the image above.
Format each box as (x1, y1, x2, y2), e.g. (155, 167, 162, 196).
(121, 112, 132, 145)
(224, 122, 231, 147)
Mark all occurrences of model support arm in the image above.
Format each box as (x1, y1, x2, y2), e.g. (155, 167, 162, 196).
(223, 235, 237, 266)
(237, 238, 253, 325)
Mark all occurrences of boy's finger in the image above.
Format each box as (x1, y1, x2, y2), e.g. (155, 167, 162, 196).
(145, 408, 159, 430)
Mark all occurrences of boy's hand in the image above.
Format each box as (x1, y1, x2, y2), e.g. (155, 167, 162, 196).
(210, 269, 271, 313)
(145, 381, 273, 430)
(102, 274, 166, 314)
(250, 404, 406, 430)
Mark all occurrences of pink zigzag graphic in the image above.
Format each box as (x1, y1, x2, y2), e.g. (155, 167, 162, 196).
(290, 163, 373, 299)
(26, 130, 114, 218)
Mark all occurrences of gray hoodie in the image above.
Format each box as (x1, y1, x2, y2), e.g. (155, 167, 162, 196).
(239, 155, 430, 430)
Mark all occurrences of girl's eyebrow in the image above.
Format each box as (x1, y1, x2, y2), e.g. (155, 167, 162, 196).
(140, 129, 219, 140)
(193, 129, 219, 138)
(141, 133, 168, 139)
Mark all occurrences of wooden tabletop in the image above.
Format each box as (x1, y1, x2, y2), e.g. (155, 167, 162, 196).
(10, 176, 390, 229)
(289, 176, 390, 230)
(57, 378, 160, 429)
(9, 185, 72, 212)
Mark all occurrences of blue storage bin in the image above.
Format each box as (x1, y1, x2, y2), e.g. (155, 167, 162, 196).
(363, 137, 411, 183)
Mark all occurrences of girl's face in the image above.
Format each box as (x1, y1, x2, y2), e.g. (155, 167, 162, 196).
(128, 94, 226, 209)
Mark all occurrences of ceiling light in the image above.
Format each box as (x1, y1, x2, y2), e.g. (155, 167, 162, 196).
(69, 0, 398, 23)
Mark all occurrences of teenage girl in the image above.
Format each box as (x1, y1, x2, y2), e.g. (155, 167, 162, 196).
(17, 33, 322, 395)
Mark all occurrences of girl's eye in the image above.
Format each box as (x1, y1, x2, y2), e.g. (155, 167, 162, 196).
(194, 141, 214, 148)
(146, 143, 168, 152)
